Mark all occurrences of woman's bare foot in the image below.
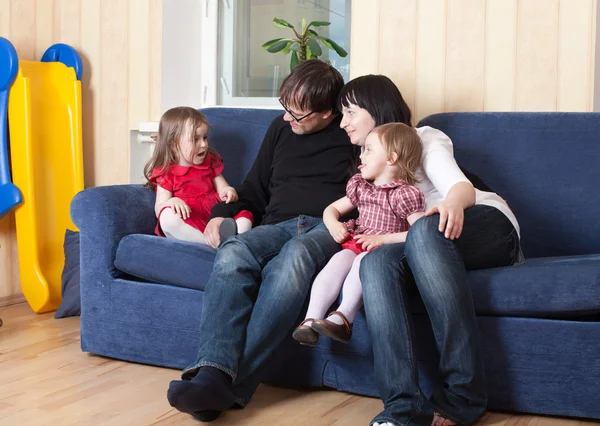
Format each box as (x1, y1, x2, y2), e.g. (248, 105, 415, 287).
(432, 412, 457, 426)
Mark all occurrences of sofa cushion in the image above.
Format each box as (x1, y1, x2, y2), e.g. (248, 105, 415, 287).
(464, 254, 600, 317)
(114, 234, 216, 291)
(116, 234, 600, 317)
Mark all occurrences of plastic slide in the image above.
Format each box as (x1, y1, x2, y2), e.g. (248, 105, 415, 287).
(0, 38, 22, 218)
(5, 38, 84, 313)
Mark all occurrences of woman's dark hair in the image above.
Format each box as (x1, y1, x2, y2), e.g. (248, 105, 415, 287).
(338, 74, 412, 126)
(280, 59, 344, 113)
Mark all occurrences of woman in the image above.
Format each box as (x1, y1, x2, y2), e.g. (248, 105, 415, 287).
(337, 75, 521, 426)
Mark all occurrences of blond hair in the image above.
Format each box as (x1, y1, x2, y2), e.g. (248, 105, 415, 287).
(144, 107, 213, 189)
(371, 123, 422, 185)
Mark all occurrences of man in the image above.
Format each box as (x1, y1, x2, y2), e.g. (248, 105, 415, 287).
(167, 59, 356, 421)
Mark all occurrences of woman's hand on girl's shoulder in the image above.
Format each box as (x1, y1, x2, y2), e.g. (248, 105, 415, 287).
(425, 200, 464, 240)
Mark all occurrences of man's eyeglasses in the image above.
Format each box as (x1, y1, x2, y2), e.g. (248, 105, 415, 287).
(279, 99, 315, 122)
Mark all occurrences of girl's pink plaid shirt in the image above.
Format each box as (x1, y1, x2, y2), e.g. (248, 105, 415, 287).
(344, 173, 425, 235)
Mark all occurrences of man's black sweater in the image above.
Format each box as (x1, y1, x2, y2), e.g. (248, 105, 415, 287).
(210, 115, 356, 225)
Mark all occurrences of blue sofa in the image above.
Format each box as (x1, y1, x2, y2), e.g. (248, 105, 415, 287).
(71, 109, 600, 420)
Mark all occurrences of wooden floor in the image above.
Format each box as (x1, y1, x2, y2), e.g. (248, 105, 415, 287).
(0, 303, 598, 426)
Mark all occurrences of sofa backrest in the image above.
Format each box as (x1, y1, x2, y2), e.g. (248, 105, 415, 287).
(201, 107, 282, 189)
(204, 108, 599, 259)
(418, 112, 600, 258)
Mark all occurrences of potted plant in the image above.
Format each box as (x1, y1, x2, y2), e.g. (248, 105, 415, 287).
(262, 18, 348, 71)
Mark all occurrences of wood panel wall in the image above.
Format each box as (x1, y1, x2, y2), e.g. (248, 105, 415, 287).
(0, 0, 162, 300)
(351, 0, 597, 124)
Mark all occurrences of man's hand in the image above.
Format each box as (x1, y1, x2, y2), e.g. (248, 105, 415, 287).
(354, 234, 388, 251)
(204, 217, 225, 248)
(219, 187, 238, 204)
(327, 221, 350, 244)
(425, 200, 464, 240)
(167, 198, 191, 220)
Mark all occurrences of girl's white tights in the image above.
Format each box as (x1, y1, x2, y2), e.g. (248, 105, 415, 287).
(236, 217, 252, 234)
(159, 208, 206, 244)
(304, 250, 368, 325)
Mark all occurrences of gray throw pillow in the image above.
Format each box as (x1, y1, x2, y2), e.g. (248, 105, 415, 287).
(54, 229, 81, 318)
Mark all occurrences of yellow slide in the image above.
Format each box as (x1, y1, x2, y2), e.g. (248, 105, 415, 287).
(7, 42, 84, 313)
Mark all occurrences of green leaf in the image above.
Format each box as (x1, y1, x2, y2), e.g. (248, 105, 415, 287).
(280, 41, 293, 55)
(306, 44, 312, 59)
(290, 42, 300, 52)
(307, 37, 322, 57)
(267, 39, 292, 53)
(301, 18, 307, 34)
(307, 29, 319, 37)
(321, 37, 348, 57)
(290, 51, 300, 70)
(273, 18, 294, 29)
(262, 38, 295, 53)
(308, 21, 330, 27)
(319, 37, 334, 50)
(262, 38, 284, 49)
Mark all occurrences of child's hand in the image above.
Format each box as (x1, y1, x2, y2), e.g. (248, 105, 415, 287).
(327, 221, 350, 244)
(167, 198, 191, 220)
(220, 187, 238, 204)
(354, 234, 388, 251)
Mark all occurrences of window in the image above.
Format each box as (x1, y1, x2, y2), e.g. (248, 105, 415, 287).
(216, 0, 351, 106)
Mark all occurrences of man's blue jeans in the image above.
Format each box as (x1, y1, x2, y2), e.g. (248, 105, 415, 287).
(361, 205, 520, 426)
(181, 216, 340, 406)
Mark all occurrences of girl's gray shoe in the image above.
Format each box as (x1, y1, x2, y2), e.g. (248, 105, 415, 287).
(218, 218, 238, 247)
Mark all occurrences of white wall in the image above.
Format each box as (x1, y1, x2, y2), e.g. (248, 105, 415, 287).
(161, 0, 204, 111)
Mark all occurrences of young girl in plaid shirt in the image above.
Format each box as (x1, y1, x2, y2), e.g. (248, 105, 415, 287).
(293, 123, 425, 346)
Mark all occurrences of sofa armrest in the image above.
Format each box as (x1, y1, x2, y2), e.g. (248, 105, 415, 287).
(71, 184, 156, 277)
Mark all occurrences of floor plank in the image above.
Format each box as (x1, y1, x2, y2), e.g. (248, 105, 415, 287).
(0, 303, 598, 425)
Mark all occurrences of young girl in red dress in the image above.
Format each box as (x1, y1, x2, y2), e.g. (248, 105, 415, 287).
(144, 107, 253, 245)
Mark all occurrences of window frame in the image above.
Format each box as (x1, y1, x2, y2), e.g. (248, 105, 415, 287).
(200, 0, 351, 108)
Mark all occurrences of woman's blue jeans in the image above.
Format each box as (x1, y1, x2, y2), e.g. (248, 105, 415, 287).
(361, 205, 519, 426)
(181, 216, 340, 406)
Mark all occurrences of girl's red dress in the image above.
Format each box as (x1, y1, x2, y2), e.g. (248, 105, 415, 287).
(149, 154, 224, 237)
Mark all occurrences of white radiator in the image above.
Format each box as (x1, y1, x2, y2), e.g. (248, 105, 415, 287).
(130, 122, 159, 184)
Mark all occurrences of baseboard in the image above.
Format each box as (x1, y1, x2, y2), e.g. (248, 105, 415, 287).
(0, 294, 26, 308)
